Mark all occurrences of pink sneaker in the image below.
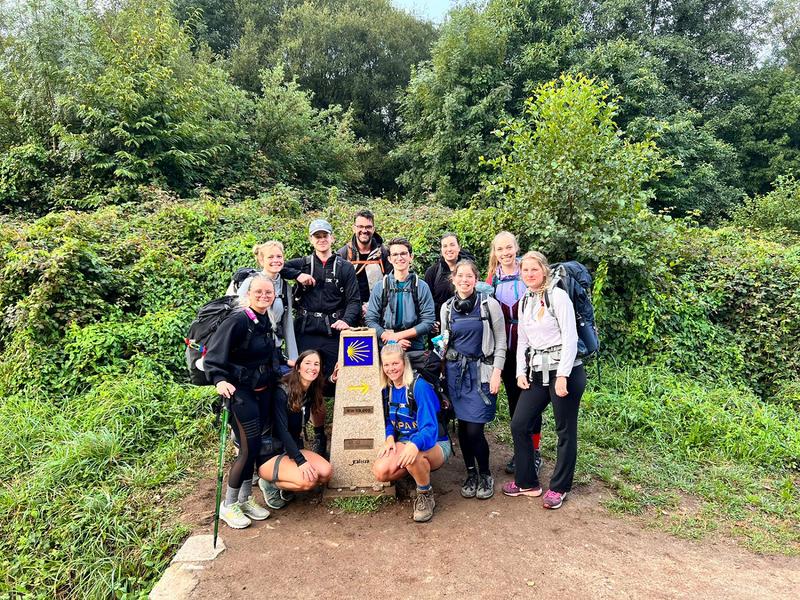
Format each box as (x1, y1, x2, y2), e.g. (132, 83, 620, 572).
(501, 481, 543, 497)
(542, 489, 567, 509)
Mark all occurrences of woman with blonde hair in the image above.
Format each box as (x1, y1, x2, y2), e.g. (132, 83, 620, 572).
(373, 343, 452, 522)
(228, 240, 298, 365)
(204, 274, 284, 528)
(503, 251, 586, 509)
(485, 231, 542, 475)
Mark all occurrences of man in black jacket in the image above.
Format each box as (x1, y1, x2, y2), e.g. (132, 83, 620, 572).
(282, 218, 361, 455)
(336, 209, 392, 322)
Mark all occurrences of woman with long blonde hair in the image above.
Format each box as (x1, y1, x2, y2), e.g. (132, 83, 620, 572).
(485, 232, 542, 476)
(372, 344, 452, 522)
(503, 251, 586, 510)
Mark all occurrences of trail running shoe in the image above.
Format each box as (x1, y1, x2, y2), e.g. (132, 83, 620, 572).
(476, 473, 494, 499)
(461, 472, 479, 498)
(413, 491, 436, 522)
(258, 478, 286, 510)
(501, 481, 543, 497)
(219, 502, 251, 529)
(542, 489, 567, 509)
(240, 496, 269, 521)
(280, 489, 296, 503)
(504, 457, 515, 474)
(534, 450, 542, 476)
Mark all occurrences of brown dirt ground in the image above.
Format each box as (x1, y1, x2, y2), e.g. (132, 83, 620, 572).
(178, 439, 800, 600)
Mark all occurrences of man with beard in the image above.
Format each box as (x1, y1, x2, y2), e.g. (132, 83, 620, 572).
(337, 209, 392, 323)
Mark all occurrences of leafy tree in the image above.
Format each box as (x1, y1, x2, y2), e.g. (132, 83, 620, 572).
(732, 174, 800, 234)
(480, 73, 666, 266)
(251, 66, 368, 187)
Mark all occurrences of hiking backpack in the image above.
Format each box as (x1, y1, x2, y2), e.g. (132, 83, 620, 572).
(379, 273, 422, 326)
(521, 261, 599, 358)
(184, 296, 259, 385)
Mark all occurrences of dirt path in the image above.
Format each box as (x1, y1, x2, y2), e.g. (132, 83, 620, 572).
(179, 445, 800, 599)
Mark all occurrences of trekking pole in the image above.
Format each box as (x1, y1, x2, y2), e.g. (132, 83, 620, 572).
(213, 396, 230, 549)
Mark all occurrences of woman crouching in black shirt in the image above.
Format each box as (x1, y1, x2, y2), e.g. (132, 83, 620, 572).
(257, 350, 333, 510)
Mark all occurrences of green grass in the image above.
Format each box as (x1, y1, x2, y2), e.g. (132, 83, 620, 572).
(0, 368, 218, 598)
(329, 494, 395, 514)
(489, 364, 800, 554)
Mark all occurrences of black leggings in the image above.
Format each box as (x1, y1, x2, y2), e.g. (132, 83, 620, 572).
(458, 420, 490, 474)
(511, 365, 586, 492)
(227, 386, 271, 489)
(502, 347, 542, 435)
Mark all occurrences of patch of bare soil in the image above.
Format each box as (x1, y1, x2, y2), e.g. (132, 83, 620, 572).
(178, 441, 800, 600)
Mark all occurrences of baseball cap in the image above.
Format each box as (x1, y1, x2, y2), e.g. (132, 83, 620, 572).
(309, 219, 333, 235)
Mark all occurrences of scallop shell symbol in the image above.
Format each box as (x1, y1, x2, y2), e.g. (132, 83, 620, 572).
(346, 339, 369, 364)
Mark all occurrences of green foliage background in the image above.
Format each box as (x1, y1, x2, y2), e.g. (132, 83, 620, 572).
(0, 0, 799, 596)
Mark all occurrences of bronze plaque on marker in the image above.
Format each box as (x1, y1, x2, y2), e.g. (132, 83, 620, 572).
(344, 406, 374, 415)
(343, 438, 374, 450)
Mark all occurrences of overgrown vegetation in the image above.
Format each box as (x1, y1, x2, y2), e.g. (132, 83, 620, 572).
(0, 0, 798, 596)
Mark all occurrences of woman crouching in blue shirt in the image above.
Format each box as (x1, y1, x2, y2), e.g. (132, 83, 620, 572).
(372, 343, 452, 522)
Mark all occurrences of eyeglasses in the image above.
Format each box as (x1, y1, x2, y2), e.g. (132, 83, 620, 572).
(250, 290, 274, 297)
(355, 225, 374, 230)
(390, 251, 410, 258)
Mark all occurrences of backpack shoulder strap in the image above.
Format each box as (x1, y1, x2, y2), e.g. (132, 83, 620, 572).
(407, 373, 420, 415)
(380, 274, 390, 314)
(410, 273, 421, 317)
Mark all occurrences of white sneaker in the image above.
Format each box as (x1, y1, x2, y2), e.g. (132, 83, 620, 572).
(219, 501, 251, 529)
(240, 496, 270, 521)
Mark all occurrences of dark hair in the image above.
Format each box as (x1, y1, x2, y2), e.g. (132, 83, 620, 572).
(354, 209, 375, 223)
(440, 232, 459, 244)
(387, 237, 412, 255)
(452, 259, 480, 280)
(282, 350, 324, 413)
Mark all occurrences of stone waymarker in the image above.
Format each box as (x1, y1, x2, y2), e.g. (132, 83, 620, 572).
(326, 327, 393, 497)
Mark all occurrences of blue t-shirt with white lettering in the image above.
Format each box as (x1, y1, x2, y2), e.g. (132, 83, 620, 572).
(384, 377, 446, 451)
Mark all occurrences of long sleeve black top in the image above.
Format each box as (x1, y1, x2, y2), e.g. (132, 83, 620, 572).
(282, 254, 361, 327)
(203, 309, 278, 387)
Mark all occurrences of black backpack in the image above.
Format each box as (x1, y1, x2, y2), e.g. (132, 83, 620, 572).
(521, 261, 599, 358)
(184, 296, 258, 385)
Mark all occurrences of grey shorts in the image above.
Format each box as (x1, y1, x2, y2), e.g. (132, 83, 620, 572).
(436, 439, 453, 462)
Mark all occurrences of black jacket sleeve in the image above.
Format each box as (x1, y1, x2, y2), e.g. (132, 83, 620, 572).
(281, 257, 306, 281)
(203, 312, 250, 385)
(272, 388, 307, 466)
(340, 260, 363, 326)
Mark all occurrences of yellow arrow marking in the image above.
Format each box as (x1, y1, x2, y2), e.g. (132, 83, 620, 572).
(347, 383, 369, 394)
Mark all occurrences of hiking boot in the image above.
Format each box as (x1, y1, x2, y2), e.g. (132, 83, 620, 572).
(504, 457, 515, 474)
(542, 489, 567, 510)
(461, 472, 479, 498)
(240, 496, 269, 521)
(501, 481, 542, 497)
(534, 449, 542, 476)
(413, 490, 436, 522)
(311, 433, 328, 458)
(219, 501, 251, 529)
(476, 473, 494, 499)
(280, 489, 296, 503)
(258, 478, 286, 510)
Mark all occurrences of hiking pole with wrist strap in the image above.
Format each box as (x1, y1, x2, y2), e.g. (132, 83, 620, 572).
(213, 396, 230, 549)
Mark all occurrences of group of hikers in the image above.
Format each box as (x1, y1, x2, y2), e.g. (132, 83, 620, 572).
(196, 209, 588, 527)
